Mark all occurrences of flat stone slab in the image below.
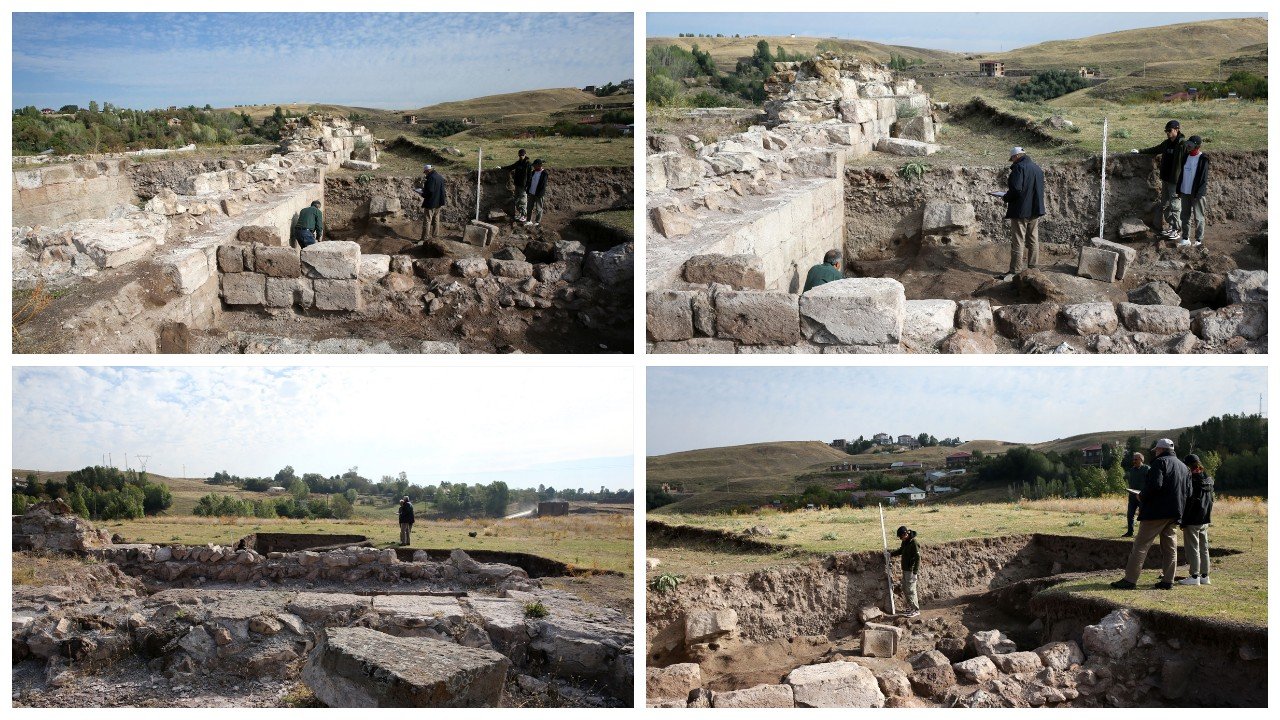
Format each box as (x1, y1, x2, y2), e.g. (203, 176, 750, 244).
(301, 241, 360, 279)
(786, 661, 886, 708)
(303, 627, 509, 707)
(712, 683, 795, 708)
(800, 277, 905, 347)
(875, 137, 939, 157)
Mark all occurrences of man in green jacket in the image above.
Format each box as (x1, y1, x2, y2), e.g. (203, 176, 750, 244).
(1123, 452, 1149, 537)
(1133, 120, 1188, 240)
(887, 525, 921, 617)
(294, 200, 323, 248)
(803, 250, 842, 292)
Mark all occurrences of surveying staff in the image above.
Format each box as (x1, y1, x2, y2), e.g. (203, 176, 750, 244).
(502, 149, 533, 222)
(1111, 439, 1191, 590)
(293, 200, 323, 248)
(1132, 120, 1188, 240)
(1123, 452, 1149, 537)
(398, 496, 415, 546)
(415, 164, 446, 242)
(1178, 454, 1214, 586)
(1002, 147, 1045, 276)
(887, 526, 921, 617)
(803, 250, 842, 292)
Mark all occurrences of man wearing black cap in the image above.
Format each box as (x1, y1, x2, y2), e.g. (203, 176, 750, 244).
(397, 496, 415, 546)
(1133, 120, 1188, 240)
(525, 159, 549, 227)
(887, 525, 921, 617)
(1002, 146, 1045, 277)
(1111, 438, 1191, 590)
(1175, 135, 1210, 247)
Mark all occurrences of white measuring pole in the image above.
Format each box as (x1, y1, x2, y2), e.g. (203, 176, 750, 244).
(879, 503, 896, 615)
(1098, 117, 1108, 239)
(475, 147, 482, 222)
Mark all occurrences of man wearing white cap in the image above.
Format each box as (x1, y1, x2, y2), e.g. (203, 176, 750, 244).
(1111, 438, 1191, 590)
(1001, 147, 1045, 277)
(414, 164, 447, 242)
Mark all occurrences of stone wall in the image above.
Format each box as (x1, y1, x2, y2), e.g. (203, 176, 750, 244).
(279, 114, 375, 170)
(217, 239, 389, 312)
(12, 158, 137, 227)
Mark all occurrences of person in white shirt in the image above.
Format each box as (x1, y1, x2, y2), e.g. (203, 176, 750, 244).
(1175, 136, 1210, 247)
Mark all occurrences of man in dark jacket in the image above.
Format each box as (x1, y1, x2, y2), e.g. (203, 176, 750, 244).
(502, 149, 533, 222)
(1178, 454, 1214, 585)
(1123, 451, 1149, 537)
(293, 200, 324, 248)
(887, 525, 921, 617)
(803, 249, 842, 292)
(1001, 147, 1046, 275)
(1175, 135, 1209, 247)
(525, 159, 549, 227)
(1133, 120, 1188, 240)
(415, 164, 446, 242)
(1112, 438, 1191, 590)
(398, 496, 415, 546)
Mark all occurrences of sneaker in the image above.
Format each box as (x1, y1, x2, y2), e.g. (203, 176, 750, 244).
(1110, 579, 1137, 590)
(524, 221, 534, 227)
(1177, 576, 1201, 586)
(1153, 581, 1174, 590)
(1161, 229, 1179, 238)
(1200, 576, 1211, 585)
(1177, 240, 1192, 247)
(902, 610, 920, 618)
(1193, 240, 1203, 247)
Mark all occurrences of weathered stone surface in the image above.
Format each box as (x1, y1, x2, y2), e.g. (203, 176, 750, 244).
(238, 225, 280, 246)
(302, 627, 509, 707)
(970, 629, 1017, 656)
(921, 202, 975, 235)
(1089, 238, 1137, 279)
(1127, 281, 1182, 306)
(217, 245, 246, 273)
(647, 663, 702, 701)
(1224, 269, 1267, 304)
(463, 221, 496, 247)
(902, 299, 957, 352)
(163, 248, 211, 295)
(956, 299, 994, 334)
(302, 241, 360, 279)
(691, 290, 715, 336)
(662, 153, 706, 190)
(786, 662, 885, 708)
(1077, 246, 1119, 282)
(650, 338, 736, 354)
(685, 609, 737, 644)
(368, 196, 401, 215)
(358, 254, 392, 282)
(71, 216, 165, 269)
(711, 684, 794, 708)
(800, 278, 905, 347)
(1082, 609, 1141, 658)
(993, 304, 1059, 340)
(1178, 271, 1226, 308)
(940, 329, 997, 354)
(1021, 269, 1122, 305)
(875, 138, 939, 156)
(651, 205, 693, 238)
(254, 246, 302, 278)
(647, 290, 696, 342)
(876, 669, 912, 698)
(313, 279, 362, 311)
(908, 649, 951, 670)
(895, 115, 936, 143)
(1060, 302, 1118, 335)
(1117, 302, 1190, 334)
(1035, 641, 1084, 671)
(861, 623, 899, 658)
(1193, 303, 1266, 343)
(585, 243, 633, 287)
(489, 259, 534, 279)
(222, 272, 266, 306)
(265, 277, 310, 308)
(682, 253, 766, 290)
(954, 655, 999, 684)
(1118, 218, 1149, 237)
(714, 290, 801, 345)
(12, 502, 113, 552)
(991, 651, 1043, 674)
(908, 663, 956, 700)
(453, 257, 489, 279)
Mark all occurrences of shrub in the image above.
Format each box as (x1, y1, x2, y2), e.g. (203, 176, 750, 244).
(523, 601, 549, 618)
(1013, 70, 1089, 102)
(649, 573, 684, 593)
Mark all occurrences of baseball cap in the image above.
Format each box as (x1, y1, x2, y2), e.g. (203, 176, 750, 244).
(423, 164, 433, 171)
(1184, 454, 1201, 466)
(1186, 135, 1203, 148)
(1010, 146, 1025, 158)
(1152, 438, 1175, 451)
(1165, 120, 1181, 131)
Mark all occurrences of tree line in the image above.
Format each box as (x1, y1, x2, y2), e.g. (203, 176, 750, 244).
(648, 40, 805, 108)
(13, 466, 172, 520)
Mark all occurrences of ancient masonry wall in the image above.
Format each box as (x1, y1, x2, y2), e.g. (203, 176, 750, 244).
(217, 239, 391, 312)
(12, 159, 137, 227)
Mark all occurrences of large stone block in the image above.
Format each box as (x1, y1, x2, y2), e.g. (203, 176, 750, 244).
(787, 662, 885, 708)
(302, 241, 360, 279)
(217, 245, 246, 273)
(71, 216, 165, 269)
(1224, 269, 1267, 304)
(490, 259, 534, 279)
(875, 138, 938, 157)
(993, 304, 1059, 341)
(800, 278, 905, 347)
(651, 204, 693, 238)
(266, 277, 311, 308)
(647, 663, 702, 701)
(902, 299, 957, 353)
(254, 246, 302, 278)
(221, 272, 266, 306)
(684, 609, 737, 644)
(302, 627, 508, 707)
(953, 655, 999, 684)
(1082, 609, 1141, 659)
(163, 248, 211, 296)
(714, 291, 802, 345)
(956, 299, 994, 334)
(861, 623, 900, 658)
(894, 115, 936, 143)
(1178, 271, 1226, 308)
(921, 202, 976, 235)
(238, 225, 281, 246)
(650, 338, 736, 354)
(1060, 302, 1118, 335)
(1077, 246, 1119, 282)
(682, 253, 766, 290)
(1089, 238, 1137, 280)
(1128, 281, 1182, 306)
(1192, 303, 1266, 343)
(663, 153, 706, 190)
(1117, 302, 1191, 334)
(940, 329, 996, 354)
(1035, 641, 1084, 671)
(358, 254, 392, 282)
(990, 651, 1043, 674)
(969, 629, 1017, 656)
(712, 684, 794, 708)
(313, 279, 362, 311)
(647, 290, 696, 342)
(908, 664, 956, 700)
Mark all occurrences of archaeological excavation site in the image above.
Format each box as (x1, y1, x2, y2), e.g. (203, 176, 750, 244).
(12, 501, 632, 707)
(645, 523, 1265, 708)
(13, 115, 633, 354)
(646, 55, 1268, 354)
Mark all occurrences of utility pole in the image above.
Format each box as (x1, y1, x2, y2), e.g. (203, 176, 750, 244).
(137, 455, 150, 473)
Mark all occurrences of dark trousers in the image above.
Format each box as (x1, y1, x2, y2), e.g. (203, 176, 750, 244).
(1126, 494, 1140, 534)
(297, 227, 318, 249)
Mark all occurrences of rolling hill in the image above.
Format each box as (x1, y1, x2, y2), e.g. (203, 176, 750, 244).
(12, 468, 289, 516)
(648, 35, 960, 73)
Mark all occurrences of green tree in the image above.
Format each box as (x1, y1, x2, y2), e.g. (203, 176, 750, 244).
(485, 481, 510, 518)
(88, 100, 99, 113)
(288, 477, 309, 501)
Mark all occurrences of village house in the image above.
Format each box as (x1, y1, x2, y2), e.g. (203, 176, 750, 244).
(1081, 445, 1105, 467)
(897, 434, 921, 449)
(946, 451, 972, 468)
(892, 485, 927, 502)
(873, 433, 893, 445)
(980, 60, 1005, 77)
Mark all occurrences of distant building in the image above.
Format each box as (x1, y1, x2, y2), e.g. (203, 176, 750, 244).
(1081, 445, 1104, 467)
(890, 461, 923, 470)
(980, 60, 1005, 77)
(403, 114, 417, 125)
(267, 486, 286, 494)
(946, 451, 972, 468)
(1078, 66, 1100, 78)
(582, 85, 597, 94)
(873, 433, 893, 445)
(892, 485, 927, 502)
(40, 108, 54, 115)
(538, 500, 570, 517)
(833, 481, 860, 491)
(831, 439, 847, 449)
(932, 486, 957, 494)
(829, 462, 857, 472)
(897, 434, 920, 448)
(852, 490, 896, 505)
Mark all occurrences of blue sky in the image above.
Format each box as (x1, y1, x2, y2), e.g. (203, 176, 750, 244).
(12, 367, 634, 490)
(647, 13, 1265, 52)
(647, 366, 1267, 456)
(12, 13, 633, 110)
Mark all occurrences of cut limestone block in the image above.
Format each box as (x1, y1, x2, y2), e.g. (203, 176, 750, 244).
(254, 246, 302, 278)
(1089, 238, 1137, 280)
(682, 253, 766, 290)
(302, 627, 509, 707)
(714, 291, 802, 345)
(685, 609, 737, 644)
(302, 241, 360, 279)
(647, 290, 696, 342)
(711, 684, 795, 708)
(861, 623, 900, 658)
(800, 278, 905, 348)
(313, 279, 362, 311)
(1117, 218, 1149, 238)
(222, 272, 266, 306)
(647, 663, 703, 701)
(874, 138, 939, 157)
(1077, 246, 1119, 282)
(787, 662, 885, 708)
(464, 221, 498, 247)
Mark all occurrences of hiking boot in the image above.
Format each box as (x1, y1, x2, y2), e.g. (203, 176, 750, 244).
(1121, 531, 1134, 537)
(1110, 579, 1137, 590)
(1178, 576, 1201, 586)
(1153, 581, 1174, 590)
(1200, 576, 1211, 585)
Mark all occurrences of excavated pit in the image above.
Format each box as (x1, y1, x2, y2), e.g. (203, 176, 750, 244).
(646, 531, 1262, 707)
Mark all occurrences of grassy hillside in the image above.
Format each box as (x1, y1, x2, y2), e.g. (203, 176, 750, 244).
(647, 35, 960, 73)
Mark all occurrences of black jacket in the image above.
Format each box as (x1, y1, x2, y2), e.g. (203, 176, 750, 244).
(398, 501, 415, 525)
(503, 157, 533, 189)
(526, 168, 549, 199)
(1175, 152, 1209, 200)
(1138, 453, 1191, 522)
(420, 172, 446, 210)
(1004, 156, 1045, 220)
(888, 531, 920, 573)
(1139, 132, 1189, 184)
(1181, 472, 1214, 526)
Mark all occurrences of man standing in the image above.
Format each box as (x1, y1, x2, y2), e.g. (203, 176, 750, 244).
(1133, 120, 1188, 240)
(1176, 135, 1209, 247)
(1001, 147, 1045, 276)
(1178, 454, 1214, 586)
(1123, 451, 1149, 537)
(887, 525, 921, 617)
(294, 200, 323, 248)
(1111, 439, 1191, 590)
(525, 159, 549, 227)
(803, 250, 842, 292)
(398, 495, 414, 546)
(502, 149, 533, 222)
(415, 164, 446, 243)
